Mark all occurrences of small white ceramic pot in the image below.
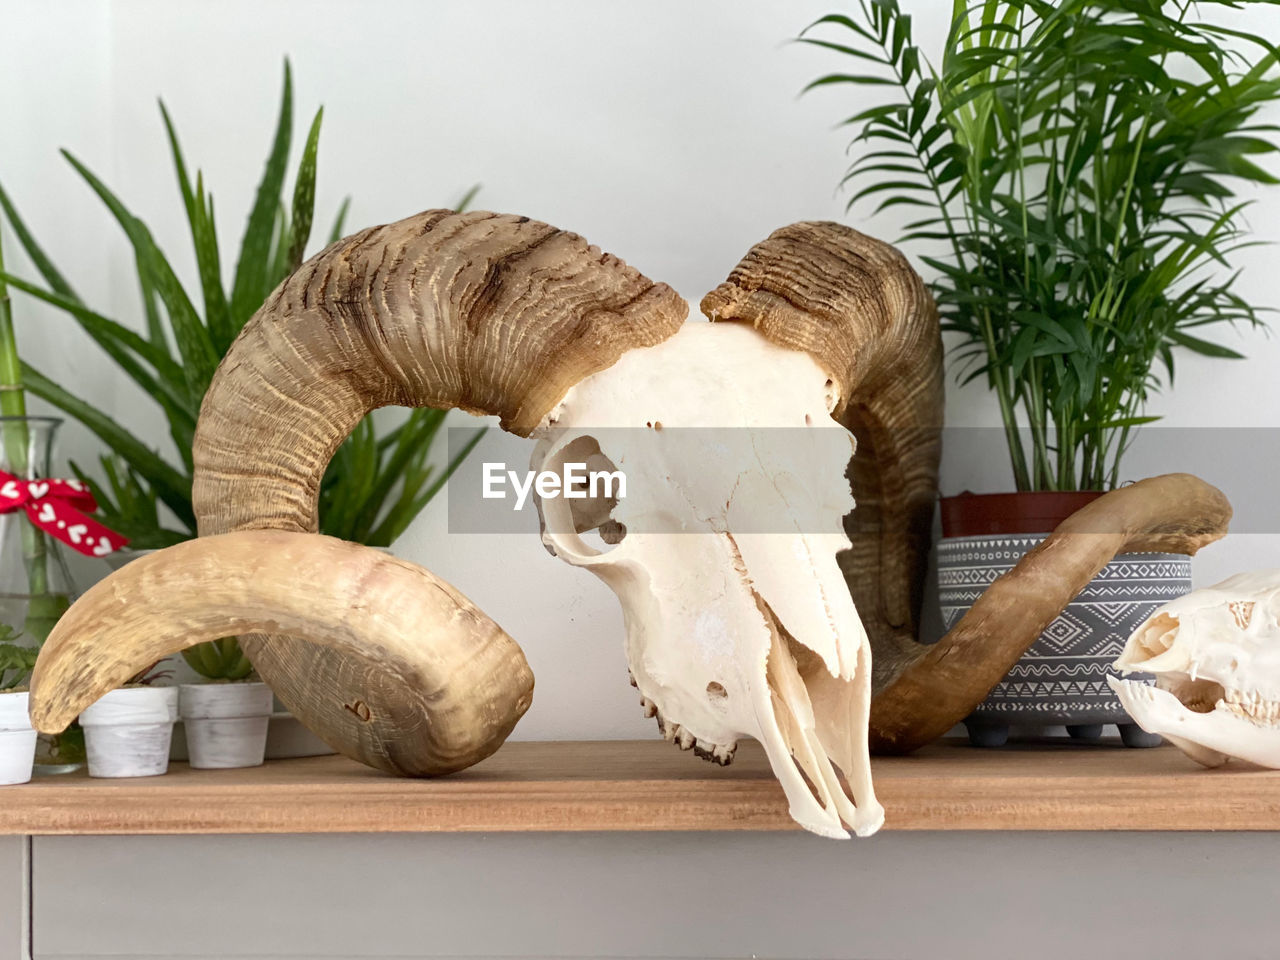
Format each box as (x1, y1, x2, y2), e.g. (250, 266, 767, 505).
(80, 686, 179, 778)
(179, 682, 273, 769)
(0, 691, 37, 786)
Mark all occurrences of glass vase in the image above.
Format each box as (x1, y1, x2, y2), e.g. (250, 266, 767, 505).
(0, 415, 83, 772)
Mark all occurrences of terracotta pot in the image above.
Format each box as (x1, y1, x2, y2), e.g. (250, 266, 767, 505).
(940, 489, 1103, 538)
(938, 490, 1188, 747)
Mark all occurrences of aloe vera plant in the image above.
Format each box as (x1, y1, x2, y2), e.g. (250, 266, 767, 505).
(802, 0, 1280, 490)
(0, 62, 483, 679)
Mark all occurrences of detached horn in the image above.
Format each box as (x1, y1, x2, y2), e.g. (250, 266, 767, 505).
(701, 221, 1231, 754)
(30, 531, 533, 773)
(30, 210, 687, 775)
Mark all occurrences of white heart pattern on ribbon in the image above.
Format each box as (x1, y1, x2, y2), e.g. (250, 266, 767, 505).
(0, 469, 128, 557)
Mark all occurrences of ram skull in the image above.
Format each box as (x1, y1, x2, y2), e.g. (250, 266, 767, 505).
(1111, 569, 1280, 768)
(533, 322, 880, 837)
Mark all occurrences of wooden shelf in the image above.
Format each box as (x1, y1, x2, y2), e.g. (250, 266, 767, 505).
(2, 738, 1278, 835)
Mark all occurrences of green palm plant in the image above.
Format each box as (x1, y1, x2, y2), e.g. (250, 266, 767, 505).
(0, 62, 483, 679)
(802, 0, 1280, 490)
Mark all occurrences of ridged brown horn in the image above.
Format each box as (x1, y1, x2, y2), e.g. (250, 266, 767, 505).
(701, 222, 1231, 753)
(30, 531, 534, 774)
(31, 209, 687, 776)
(198, 210, 685, 773)
(700, 221, 944, 692)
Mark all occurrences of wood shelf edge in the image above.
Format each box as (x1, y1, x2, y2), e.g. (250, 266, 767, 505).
(3, 739, 1278, 835)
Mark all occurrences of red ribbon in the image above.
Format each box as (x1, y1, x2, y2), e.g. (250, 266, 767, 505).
(0, 470, 128, 558)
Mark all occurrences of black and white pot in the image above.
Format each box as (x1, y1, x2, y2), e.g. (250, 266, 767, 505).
(937, 491, 1191, 747)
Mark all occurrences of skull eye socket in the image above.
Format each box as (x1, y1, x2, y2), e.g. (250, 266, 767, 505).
(537, 434, 626, 558)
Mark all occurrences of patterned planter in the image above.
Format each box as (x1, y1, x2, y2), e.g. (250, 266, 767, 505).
(937, 523, 1192, 747)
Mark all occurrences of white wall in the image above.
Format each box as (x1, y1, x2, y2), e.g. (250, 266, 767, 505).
(2, 0, 1278, 741)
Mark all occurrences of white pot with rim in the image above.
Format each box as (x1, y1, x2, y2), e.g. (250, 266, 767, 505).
(180, 681, 273, 768)
(80, 686, 178, 778)
(0, 691, 37, 785)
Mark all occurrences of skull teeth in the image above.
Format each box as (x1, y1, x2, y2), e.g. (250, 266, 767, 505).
(1223, 688, 1280, 725)
(1150, 675, 1280, 727)
(650, 706, 737, 765)
(694, 738, 738, 766)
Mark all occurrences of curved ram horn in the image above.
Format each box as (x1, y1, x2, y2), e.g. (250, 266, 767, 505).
(31, 531, 533, 775)
(867, 473, 1231, 752)
(701, 221, 1231, 753)
(32, 210, 687, 775)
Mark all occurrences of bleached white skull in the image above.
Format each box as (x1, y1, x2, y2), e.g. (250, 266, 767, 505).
(1110, 569, 1280, 768)
(531, 322, 883, 838)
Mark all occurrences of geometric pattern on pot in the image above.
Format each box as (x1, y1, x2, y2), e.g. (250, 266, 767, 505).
(939, 535, 1192, 724)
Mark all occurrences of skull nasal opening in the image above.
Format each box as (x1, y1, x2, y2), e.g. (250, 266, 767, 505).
(1134, 613, 1180, 660)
